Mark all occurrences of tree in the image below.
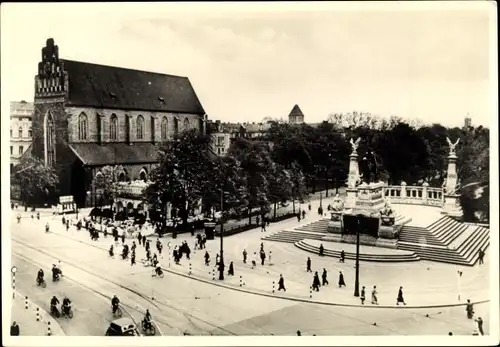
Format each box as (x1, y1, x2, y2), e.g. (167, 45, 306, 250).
(144, 129, 215, 227)
(228, 138, 273, 223)
(267, 162, 293, 218)
(11, 156, 59, 207)
(93, 165, 123, 207)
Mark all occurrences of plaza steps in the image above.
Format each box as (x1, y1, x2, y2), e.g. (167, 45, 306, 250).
(295, 240, 420, 263)
(397, 225, 490, 266)
(427, 216, 469, 246)
(261, 230, 327, 244)
(294, 218, 330, 233)
(398, 225, 443, 246)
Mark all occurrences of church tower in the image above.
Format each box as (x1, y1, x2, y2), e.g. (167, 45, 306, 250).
(288, 104, 305, 124)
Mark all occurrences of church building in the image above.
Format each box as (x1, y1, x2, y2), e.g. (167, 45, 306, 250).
(30, 38, 207, 208)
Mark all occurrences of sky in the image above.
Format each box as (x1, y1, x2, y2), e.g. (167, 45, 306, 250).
(1, 2, 496, 127)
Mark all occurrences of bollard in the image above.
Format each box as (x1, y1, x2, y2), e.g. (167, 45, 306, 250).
(272, 281, 275, 293)
(189, 263, 192, 276)
(36, 307, 41, 321)
(212, 268, 215, 280)
(12, 275, 16, 299)
(269, 251, 272, 263)
(47, 321, 52, 336)
(309, 287, 312, 299)
(25, 296, 29, 310)
(239, 276, 243, 287)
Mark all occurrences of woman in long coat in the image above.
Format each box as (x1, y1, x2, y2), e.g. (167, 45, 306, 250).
(338, 271, 346, 287)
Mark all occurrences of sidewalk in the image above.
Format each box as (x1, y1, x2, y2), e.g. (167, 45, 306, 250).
(10, 291, 65, 336)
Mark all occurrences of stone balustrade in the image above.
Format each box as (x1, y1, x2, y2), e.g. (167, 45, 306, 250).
(383, 184, 444, 207)
(116, 181, 150, 198)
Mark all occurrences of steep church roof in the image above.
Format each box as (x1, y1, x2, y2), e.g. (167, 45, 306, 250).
(36, 38, 205, 115)
(62, 59, 205, 115)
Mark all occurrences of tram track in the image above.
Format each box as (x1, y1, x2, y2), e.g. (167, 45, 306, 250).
(12, 237, 237, 335)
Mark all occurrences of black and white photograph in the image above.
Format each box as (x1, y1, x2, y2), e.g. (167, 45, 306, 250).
(1, 1, 498, 346)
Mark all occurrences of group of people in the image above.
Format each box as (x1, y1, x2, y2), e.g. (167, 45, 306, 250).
(50, 295, 72, 318)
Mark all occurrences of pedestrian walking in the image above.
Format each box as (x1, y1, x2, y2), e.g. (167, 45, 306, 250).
(66, 220, 70, 231)
(278, 274, 286, 292)
(478, 249, 485, 265)
(297, 213, 301, 222)
(302, 210, 306, 219)
(340, 250, 345, 263)
(319, 244, 324, 256)
(142, 235, 146, 246)
(62, 216, 66, 225)
(321, 268, 329, 286)
(228, 261, 234, 276)
(296, 330, 301, 336)
(121, 232, 126, 244)
(308, 203, 311, 211)
(260, 250, 266, 265)
(256, 216, 260, 227)
(306, 257, 312, 272)
(10, 321, 20, 336)
(137, 232, 142, 246)
(261, 220, 266, 232)
(466, 299, 474, 319)
(475, 317, 484, 335)
(360, 286, 366, 305)
(45, 222, 50, 233)
(243, 249, 247, 263)
(204, 251, 210, 266)
(17, 214, 21, 224)
(131, 252, 136, 266)
(131, 241, 136, 252)
(371, 285, 379, 305)
(397, 286, 406, 305)
(338, 271, 346, 287)
(37, 212, 40, 220)
(312, 271, 321, 291)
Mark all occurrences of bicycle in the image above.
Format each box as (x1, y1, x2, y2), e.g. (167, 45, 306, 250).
(112, 305, 123, 318)
(141, 319, 156, 335)
(36, 278, 47, 288)
(61, 306, 74, 319)
(151, 268, 164, 278)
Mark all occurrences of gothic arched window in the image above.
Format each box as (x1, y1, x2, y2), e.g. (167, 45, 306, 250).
(110, 114, 118, 141)
(45, 112, 56, 166)
(161, 117, 168, 140)
(18, 126, 23, 138)
(78, 113, 88, 140)
(139, 167, 148, 181)
(184, 118, 190, 130)
(136, 115, 144, 140)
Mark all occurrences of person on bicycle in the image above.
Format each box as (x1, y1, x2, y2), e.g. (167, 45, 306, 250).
(111, 295, 120, 314)
(37, 269, 45, 285)
(155, 262, 162, 276)
(144, 309, 152, 329)
(50, 296, 60, 315)
(61, 297, 72, 316)
(52, 264, 61, 281)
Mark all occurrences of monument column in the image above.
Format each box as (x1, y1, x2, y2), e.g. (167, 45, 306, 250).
(442, 138, 463, 219)
(345, 138, 360, 209)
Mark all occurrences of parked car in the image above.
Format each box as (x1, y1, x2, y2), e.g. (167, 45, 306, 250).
(105, 318, 140, 336)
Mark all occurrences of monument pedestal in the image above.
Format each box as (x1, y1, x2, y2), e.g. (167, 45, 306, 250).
(345, 188, 358, 209)
(442, 193, 463, 220)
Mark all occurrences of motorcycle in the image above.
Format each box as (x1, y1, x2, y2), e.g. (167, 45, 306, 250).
(52, 272, 63, 282)
(36, 278, 47, 288)
(141, 319, 156, 335)
(61, 305, 74, 319)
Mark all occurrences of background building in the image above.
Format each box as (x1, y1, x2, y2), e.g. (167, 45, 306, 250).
(10, 100, 34, 171)
(30, 38, 207, 208)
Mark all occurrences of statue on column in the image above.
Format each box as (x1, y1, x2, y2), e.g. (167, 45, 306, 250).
(446, 137, 460, 156)
(349, 138, 361, 155)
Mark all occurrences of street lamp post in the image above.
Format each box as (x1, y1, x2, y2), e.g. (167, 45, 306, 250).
(219, 184, 224, 281)
(354, 215, 361, 297)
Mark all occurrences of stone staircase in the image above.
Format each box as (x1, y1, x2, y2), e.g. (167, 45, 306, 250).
(397, 216, 490, 266)
(261, 230, 326, 244)
(295, 240, 420, 263)
(294, 218, 330, 233)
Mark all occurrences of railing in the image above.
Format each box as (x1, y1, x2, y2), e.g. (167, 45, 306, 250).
(383, 185, 444, 207)
(116, 181, 149, 198)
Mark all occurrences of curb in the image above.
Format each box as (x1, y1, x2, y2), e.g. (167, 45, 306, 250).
(160, 265, 490, 310)
(12, 290, 66, 336)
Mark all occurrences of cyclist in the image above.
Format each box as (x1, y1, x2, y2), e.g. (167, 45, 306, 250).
(111, 295, 120, 314)
(37, 269, 45, 285)
(155, 262, 162, 276)
(50, 296, 60, 315)
(52, 264, 62, 282)
(61, 297, 72, 316)
(143, 309, 152, 330)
